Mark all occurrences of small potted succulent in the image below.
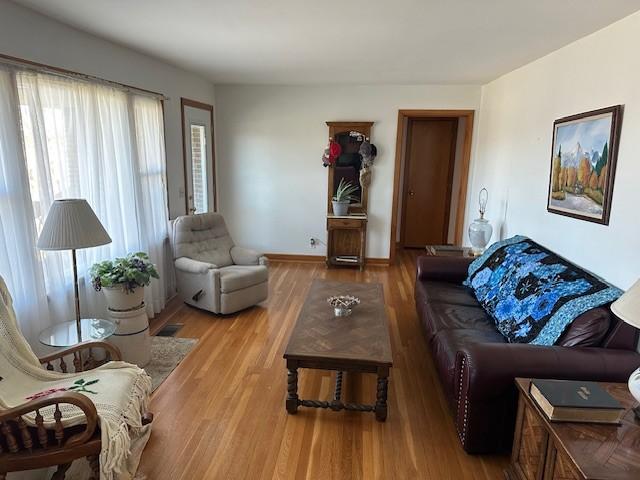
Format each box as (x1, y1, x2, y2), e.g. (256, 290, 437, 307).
(90, 252, 159, 311)
(332, 178, 359, 216)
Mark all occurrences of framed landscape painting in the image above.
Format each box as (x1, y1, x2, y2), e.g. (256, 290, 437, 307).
(547, 105, 623, 225)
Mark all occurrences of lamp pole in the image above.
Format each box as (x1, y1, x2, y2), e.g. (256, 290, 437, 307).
(71, 249, 82, 340)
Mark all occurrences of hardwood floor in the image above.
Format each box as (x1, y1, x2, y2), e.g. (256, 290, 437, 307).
(138, 251, 508, 479)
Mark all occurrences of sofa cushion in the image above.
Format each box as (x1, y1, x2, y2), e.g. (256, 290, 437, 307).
(173, 213, 235, 267)
(419, 281, 480, 307)
(431, 328, 506, 409)
(556, 307, 611, 347)
(219, 265, 268, 293)
(423, 302, 498, 339)
(465, 235, 623, 346)
(415, 281, 496, 341)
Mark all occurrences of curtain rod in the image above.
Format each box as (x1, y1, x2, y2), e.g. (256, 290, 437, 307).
(0, 53, 169, 101)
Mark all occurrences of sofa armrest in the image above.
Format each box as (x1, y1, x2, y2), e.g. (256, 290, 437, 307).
(416, 255, 473, 284)
(452, 343, 640, 453)
(175, 257, 217, 274)
(457, 343, 640, 401)
(231, 246, 268, 266)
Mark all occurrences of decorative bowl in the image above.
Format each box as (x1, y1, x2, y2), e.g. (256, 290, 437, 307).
(327, 295, 360, 317)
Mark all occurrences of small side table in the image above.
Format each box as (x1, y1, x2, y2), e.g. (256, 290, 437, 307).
(39, 318, 116, 348)
(506, 378, 640, 480)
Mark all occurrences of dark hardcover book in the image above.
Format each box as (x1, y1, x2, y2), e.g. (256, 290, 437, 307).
(530, 379, 624, 424)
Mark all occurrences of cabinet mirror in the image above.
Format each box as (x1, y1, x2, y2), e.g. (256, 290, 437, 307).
(326, 121, 373, 214)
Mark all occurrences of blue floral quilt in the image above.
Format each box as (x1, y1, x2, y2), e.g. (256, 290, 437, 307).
(464, 236, 622, 345)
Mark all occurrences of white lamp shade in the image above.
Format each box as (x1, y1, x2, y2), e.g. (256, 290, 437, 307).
(37, 199, 112, 250)
(611, 279, 640, 329)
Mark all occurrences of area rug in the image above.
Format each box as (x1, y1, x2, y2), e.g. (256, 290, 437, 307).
(62, 336, 197, 480)
(146, 336, 198, 391)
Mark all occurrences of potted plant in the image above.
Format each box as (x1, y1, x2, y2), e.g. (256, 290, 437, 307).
(90, 252, 159, 311)
(332, 178, 359, 216)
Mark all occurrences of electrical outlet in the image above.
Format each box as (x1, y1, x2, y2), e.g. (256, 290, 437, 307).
(310, 237, 317, 248)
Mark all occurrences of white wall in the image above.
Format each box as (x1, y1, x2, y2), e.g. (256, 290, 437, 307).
(0, 0, 216, 220)
(215, 85, 481, 259)
(471, 11, 640, 288)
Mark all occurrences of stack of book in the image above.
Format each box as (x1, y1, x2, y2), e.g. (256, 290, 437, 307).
(530, 379, 624, 424)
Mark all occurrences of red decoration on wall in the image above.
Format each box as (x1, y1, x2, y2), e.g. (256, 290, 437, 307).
(329, 140, 342, 160)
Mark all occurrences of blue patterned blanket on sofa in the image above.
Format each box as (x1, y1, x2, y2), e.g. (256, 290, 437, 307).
(465, 236, 622, 345)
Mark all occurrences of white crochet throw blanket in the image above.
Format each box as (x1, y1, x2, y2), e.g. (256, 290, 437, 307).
(0, 277, 151, 479)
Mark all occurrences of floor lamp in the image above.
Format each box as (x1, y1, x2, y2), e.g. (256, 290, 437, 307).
(37, 199, 112, 340)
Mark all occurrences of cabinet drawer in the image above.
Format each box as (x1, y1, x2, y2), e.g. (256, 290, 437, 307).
(328, 218, 364, 229)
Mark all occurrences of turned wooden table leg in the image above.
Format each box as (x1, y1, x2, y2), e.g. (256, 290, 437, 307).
(286, 360, 299, 414)
(375, 367, 389, 422)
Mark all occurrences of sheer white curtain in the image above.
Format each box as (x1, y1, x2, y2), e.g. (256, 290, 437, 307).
(0, 68, 169, 341)
(0, 67, 51, 342)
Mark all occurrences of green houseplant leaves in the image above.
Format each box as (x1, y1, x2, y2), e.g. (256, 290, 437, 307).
(90, 252, 159, 293)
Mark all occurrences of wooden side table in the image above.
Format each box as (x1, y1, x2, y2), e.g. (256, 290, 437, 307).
(506, 378, 640, 480)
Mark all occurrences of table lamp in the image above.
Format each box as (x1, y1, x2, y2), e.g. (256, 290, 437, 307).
(610, 279, 640, 414)
(37, 199, 112, 340)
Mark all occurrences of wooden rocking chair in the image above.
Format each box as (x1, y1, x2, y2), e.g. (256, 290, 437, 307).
(0, 341, 153, 479)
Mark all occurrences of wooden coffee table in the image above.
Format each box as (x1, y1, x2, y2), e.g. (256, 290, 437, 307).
(283, 280, 393, 421)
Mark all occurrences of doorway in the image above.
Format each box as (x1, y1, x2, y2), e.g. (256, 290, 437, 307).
(401, 118, 457, 247)
(181, 98, 216, 215)
(390, 110, 474, 262)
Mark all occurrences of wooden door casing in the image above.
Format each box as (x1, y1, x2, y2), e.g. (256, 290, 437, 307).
(401, 118, 457, 247)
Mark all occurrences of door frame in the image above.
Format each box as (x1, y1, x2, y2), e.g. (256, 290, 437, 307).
(389, 109, 475, 263)
(180, 97, 217, 215)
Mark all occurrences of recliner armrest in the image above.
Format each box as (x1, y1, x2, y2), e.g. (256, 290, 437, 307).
(456, 343, 640, 402)
(416, 255, 473, 284)
(231, 246, 268, 266)
(175, 257, 218, 274)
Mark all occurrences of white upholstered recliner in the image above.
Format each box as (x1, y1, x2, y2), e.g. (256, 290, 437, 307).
(172, 213, 269, 314)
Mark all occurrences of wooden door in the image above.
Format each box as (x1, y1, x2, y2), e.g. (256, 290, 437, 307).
(401, 118, 457, 247)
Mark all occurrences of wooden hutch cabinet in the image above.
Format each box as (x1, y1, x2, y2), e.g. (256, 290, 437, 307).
(325, 121, 373, 271)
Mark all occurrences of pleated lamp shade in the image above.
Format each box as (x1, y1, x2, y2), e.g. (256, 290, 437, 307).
(37, 199, 112, 250)
(611, 279, 640, 329)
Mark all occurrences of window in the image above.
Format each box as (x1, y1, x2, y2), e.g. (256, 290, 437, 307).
(0, 67, 170, 336)
(190, 124, 208, 214)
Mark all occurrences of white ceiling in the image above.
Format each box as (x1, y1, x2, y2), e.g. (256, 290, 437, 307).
(12, 0, 640, 85)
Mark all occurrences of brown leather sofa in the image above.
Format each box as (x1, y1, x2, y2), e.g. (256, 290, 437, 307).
(415, 255, 640, 454)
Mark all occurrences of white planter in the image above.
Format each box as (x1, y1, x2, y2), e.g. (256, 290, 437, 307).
(102, 285, 145, 312)
(332, 200, 350, 216)
(107, 304, 151, 367)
